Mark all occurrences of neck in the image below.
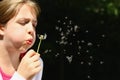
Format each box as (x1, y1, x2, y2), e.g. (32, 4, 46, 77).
(0, 42, 20, 70)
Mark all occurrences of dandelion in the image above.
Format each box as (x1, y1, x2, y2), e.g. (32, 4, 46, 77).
(37, 33, 47, 53)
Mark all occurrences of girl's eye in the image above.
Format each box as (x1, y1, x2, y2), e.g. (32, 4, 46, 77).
(17, 19, 29, 26)
(17, 19, 37, 28)
(19, 21, 28, 25)
(32, 23, 37, 28)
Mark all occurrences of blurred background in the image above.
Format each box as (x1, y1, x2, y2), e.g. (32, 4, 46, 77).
(32, 0, 120, 80)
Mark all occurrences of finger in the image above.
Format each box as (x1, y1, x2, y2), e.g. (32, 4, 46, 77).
(32, 66, 41, 74)
(33, 60, 41, 68)
(30, 54, 40, 62)
(36, 52, 41, 57)
(29, 60, 41, 70)
(32, 64, 41, 74)
(25, 49, 36, 58)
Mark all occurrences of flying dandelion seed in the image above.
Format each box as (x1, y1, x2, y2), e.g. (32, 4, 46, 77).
(54, 16, 106, 80)
(66, 55, 73, 63)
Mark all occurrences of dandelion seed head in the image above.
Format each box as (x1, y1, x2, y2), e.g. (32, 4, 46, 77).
(39, 35, 44, 40)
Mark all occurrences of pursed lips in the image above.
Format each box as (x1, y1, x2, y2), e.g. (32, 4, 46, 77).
(26, 39, 33, 45)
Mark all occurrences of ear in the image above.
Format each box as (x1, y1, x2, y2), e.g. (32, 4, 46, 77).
(0, 24, 5, 36)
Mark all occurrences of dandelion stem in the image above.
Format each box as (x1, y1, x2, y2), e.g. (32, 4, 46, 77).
(37, 39, 42, 53)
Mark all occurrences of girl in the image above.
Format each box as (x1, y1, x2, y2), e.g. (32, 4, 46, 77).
(0, 0, 43, 80)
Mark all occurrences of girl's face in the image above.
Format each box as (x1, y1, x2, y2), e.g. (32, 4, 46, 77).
(3, 4, 37, 53)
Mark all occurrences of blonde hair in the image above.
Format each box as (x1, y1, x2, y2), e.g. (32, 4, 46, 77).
(0, 0, 41, 25)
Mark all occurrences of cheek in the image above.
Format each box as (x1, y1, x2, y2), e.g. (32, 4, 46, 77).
(5, 28, 26, 43)
(12, 29, 26, 41)
(32, 33, 36, 44)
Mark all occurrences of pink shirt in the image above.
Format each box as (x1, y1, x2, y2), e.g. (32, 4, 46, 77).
(0, 68, 12, 80)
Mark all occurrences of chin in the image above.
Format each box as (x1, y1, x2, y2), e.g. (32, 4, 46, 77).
(19, 46, 29, 53)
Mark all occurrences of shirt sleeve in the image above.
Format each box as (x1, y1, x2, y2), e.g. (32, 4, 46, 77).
(10, 72, 25, 80)
(32, 58, 44, 80)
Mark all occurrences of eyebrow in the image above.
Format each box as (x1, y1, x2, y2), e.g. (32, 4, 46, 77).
(18, 18, 37, 23)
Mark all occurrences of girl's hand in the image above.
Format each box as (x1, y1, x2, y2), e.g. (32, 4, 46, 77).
(17, 49, 41, 79)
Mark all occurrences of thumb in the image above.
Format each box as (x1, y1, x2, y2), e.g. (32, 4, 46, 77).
(24, 49, 36, 58)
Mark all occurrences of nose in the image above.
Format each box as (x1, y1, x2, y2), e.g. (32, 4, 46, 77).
(27, 23, 35, 35)
(28, 30, 33, 35)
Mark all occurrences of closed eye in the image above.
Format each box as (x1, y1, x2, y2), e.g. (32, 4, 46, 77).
(32, 21, 37, 28)
(19, 21, 28, 26)
(16, 18, 37, 28)
(17, 19, 29, 26)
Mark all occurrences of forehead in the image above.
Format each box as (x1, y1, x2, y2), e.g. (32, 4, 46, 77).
(14, 4, 37, 20)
